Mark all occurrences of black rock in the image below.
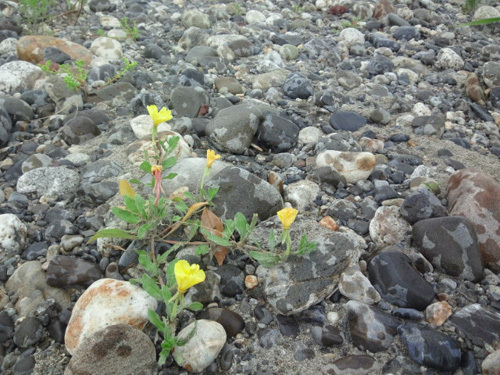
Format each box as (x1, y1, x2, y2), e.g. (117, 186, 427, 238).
(12, 355, 36, 375)
(257, 114, 299, 152)
(449, 304, 500, 346)
(198, 308, 245, 337)
(254, 305, 274, 325)
(43, 47, 71, 64)
(368, 248, 435, 310)
(329, 111, 367, 132)
(215, 264, 245, 297)
(398, 323, 461, 372)
(366, 55, 394, 76)
(87, 64, 117, 84)
(491, 86, 500, 109)
(0, 311, 14, 343)
(371, 37, 400, 52)
(392, 307, 425, 320)
(144, 43, 168, 61)
(393, 26, 420, 41)
(283, 73, 313, 99)
(400, 188, 446, 224)
(46, 255, 102, 289)
(276, 314, 300, 337)
(88, 0, 116, 11)
(13, 317, 43, 348)
(310, 325, 343, 347)
(179, 68, 205, 86)
(413, 216, 484, 282)
(21, 241, 48, 260)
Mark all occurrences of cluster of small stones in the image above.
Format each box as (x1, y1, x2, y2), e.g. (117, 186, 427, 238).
(0, 0, 500, 374)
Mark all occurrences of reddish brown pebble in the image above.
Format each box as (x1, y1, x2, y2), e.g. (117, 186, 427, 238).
(329, 5, 349, 15)
(319, 216, 339, 231)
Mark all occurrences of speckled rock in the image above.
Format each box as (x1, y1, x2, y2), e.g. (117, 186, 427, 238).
(412, 216, 484, 282)
(65, 324, 157, 375)
(174, 319, 227, 373)
(0, 213, 27, 261)
(283, 73, 313, 99)
(284, 180, 320, 212)
(65, 278, 157, 355)
(206, 166, 283, 221)
(446, 169, 500, 270)
(368, 247, 435, 310)
(435, 48, 464, 70)
(90, 37, 123, 64)
(255, 218, 364, 315)
(339, 265, 381, 305)
(316, 151, 375, 184)
(425, 301, 452, 326)
(130, 114, 171, 139)
(16, 166, 80, 199)
(170, 86, 210, 118)
(369, 205, 412, 248)
(0, 61, 44, 94)
(345, 300, 401, 352)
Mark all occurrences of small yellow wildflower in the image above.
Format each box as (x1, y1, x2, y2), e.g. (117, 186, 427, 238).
(147, 105, 173, 126)
(277, 207, 298, 230)
(174, 260, 206, 293)
(206, 149, 221, 168)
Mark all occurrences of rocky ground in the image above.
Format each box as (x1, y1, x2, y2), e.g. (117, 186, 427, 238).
(1, 0, 500, 374)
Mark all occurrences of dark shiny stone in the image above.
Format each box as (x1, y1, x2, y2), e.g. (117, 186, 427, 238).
(198, 308, 245, 337)
(46, 255, 102, 289)
(276, 314, 299, 337)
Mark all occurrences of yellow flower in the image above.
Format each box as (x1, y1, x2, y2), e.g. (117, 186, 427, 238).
(277, 207, 298, 230)
(174, 260, 206, 293)
(206, 149, 221, 168)
(147, 105, 173, 126)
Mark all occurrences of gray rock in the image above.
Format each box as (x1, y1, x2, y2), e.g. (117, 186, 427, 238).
(178, 26, 210, 51)
(412, 216, 484, 282)
(182, 9, 211, 29)
(14, 317, 43, 348)
(61, 116, 101, 145)
(2, 96, 34, 121)
(16, 166, 80, 199)
(449, 304, 500, 346)
(330, 111, 367, 132)
(0, 61, 44, 94)
(368, 248, 435, 310)
(255, 218, 364, 315)
(65, 324, 157, 375)
(256, 113, 299, 152)
(283, 73, 313, 99)
(345, 300, 401, 352)
(400, 188, 446, 224)
(367, 55, 394, 76)
(21, 154, 53, 173)
(46, 255, 102, 289)
(326, 355, 381, 375)
(206, 166, 283, 221)
(43, 46, 71, 63)
(170, 86, 209, 118)
(206, 104, 263, 154)
(0, 102, 12, 147)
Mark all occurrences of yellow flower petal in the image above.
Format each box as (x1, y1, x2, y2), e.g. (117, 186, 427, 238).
(174, 260, 206, 293)
(147, 105, 173, 126)
(277, 207, 298, 229)
(119, 179, 136, 198)
(206, 149, 221, 168)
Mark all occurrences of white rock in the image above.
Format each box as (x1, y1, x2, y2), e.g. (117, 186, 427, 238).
(412, 102, 432, 116)
(0, 61, 44, 94)
(65, 278, 157, 355)
(130, 114, 171, 139)
(316, 151, 376, 184)
(481, 348, 500, 375)
(473, 6, 500, 21)
(436, 48, 464, 70)
(63, 153, 91, 167)
(245, 10, 266, 24)
(284, 180, 320, 212)
(0, 214, 27, 259)
(16, 166, 80, 199)
(339, 265, 380, 305)
(107, 29, 128, 41)
(0, 38, 18, 57)
(100, 15, 121, 28)
(90, 37, 123, 64)
(298, 127, 323, 144)
(174, 319, 227, 373)
(369, 206, 411, 248)
(339, 28, 365, 48)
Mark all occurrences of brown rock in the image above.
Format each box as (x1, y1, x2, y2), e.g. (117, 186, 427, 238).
(374, 0, 396, 19)
(447, 169, 500, 270)
(17, 35, 92, 67)
(466, 73, 486, 106)
(319, 216, 339, 231)
(425, 301, 452, 326)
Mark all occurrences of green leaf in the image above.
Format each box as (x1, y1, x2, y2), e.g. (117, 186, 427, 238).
(195, 244, 210, 255)
(166, 136, 180, 153)
(161, 285, 172, 301)
(222, 219, 235, 239)
(138, 251, 158, 276)
(161, 156, 177, 170)
(459, 17, 500, 26)
(183, 190, 195, 200)
(129, 178, 143, 185)
(87, 228, 137, 243)
(234, 212, 248, 238)
(175, 201, 188, 214)
(175, 321, 197, 346)
(111, 207, 139, 224)
(187, 302, 204, 311)
(163, 172, 177, 180)
(134, 194, 147, 219)
(148, 308, 166, 331)
(268, 229, 276, 251)
(249, 251, 280, 267)
(140, 274, 162, 300)
(208, 187, 219, 200)
(201, 229, 233, 247)
(165, 259, 179, 287)
(296, 236, 318, 255)
(137, 222, 153, 239)
(140, 160, 152, 174)
(123, 195, 138, 213)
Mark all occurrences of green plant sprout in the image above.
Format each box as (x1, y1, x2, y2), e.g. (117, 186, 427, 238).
(120, 17, 139, 40)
